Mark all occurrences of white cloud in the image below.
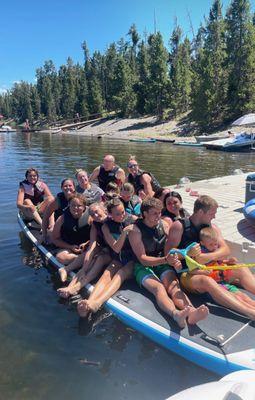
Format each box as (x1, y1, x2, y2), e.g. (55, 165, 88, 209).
(0, 87, 8, 94)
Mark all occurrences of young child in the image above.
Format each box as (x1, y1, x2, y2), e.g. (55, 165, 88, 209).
(199, 226, 255, 309)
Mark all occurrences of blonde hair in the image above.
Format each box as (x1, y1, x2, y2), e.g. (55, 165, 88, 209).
(200, 227, 218, 242)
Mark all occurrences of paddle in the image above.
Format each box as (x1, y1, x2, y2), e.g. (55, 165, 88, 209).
(169, 242, 255, 272)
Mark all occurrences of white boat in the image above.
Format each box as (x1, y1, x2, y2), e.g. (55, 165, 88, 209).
(195, 134, 229, 143)
(166, 370, 255, 400)
(204, 132, 255, 151)
(0, 125, 16, 132)
(17, 213, 255, 377)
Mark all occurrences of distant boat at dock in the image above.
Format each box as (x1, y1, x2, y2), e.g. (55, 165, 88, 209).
(204, 132, 255, 151)
(0, 125, 16, 132)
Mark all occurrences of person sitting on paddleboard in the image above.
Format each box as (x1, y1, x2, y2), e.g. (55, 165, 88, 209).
(128, 197, 209, 329)
(198, 226, 255, 310)
(17, 168, 54, 227)
(75, 169, 104, 205)
(119, 182, 141, 218)
(77, 198, 136, 318)
(51, 194, 91, 265)
(89, 155, 125, 192)
(41, 178, 76, 243)
(165, 195, 255, 320)
(162, 191, 189, 228)
(127, 155, 161, 198)
(57, 202, 111, 297)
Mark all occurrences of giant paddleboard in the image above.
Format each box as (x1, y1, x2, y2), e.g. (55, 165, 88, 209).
(18, 212, 255, 376)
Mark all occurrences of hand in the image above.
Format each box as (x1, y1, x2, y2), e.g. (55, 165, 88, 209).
(123, 225, 134, 234)
(70, 245, 82, 254)
(165, 253, 182, 271)
(187, 244, 201, 260)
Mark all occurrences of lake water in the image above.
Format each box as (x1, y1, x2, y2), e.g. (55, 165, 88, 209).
(1, 132, 254, 400)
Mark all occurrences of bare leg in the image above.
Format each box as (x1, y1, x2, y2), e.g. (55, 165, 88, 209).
(58, 253, 84, 282)
(58, 254, 111, 298)
(162, 271, 209, 324)
(56, 250, 78, 265)
(230, 268, 255, 295)
(142, 276, 190, 329)
(189, 275, 255, 320)
(234, 291, 255, 309)
(23, 199, 42, 225)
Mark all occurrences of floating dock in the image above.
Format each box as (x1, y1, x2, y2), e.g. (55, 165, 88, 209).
(172, 173, 255, 262)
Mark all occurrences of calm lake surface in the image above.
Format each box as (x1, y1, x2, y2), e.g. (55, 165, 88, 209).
(1, 132, 254, 400)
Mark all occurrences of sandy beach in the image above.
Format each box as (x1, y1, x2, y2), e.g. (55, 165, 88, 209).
(65, 114, 247, 142)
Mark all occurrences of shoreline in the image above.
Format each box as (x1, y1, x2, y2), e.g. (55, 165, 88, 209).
(58, 115, 246, 142)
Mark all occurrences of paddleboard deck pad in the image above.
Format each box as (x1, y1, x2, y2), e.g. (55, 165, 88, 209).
(17, 213, 255, 376)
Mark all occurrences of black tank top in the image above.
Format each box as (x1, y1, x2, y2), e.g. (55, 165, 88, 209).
(55, 192, 69, 220)
(179, 218, 209, 249)
(136, 219, 166, 257)
(128, 170, 161, 194)
(98, 165, 120, 192)
(104, 215, 133, 260)
(61, 208, 91, 245)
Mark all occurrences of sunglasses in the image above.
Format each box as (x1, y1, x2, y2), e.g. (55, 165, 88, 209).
(127, 164, 138, 168)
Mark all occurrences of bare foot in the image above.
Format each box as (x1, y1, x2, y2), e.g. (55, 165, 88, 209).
(172, 307, 190, 329)
(187, 305, 209, 325)
(58, 267, 68, 283)
(57, 286, 78, 299)
(77, 300, 90, 318)
(85, 299, 101, 314)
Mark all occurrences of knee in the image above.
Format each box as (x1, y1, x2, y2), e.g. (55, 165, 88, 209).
(167, 279, 180, 295)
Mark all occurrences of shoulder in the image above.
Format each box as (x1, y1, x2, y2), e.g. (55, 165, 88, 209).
(140, 173, 151, 182)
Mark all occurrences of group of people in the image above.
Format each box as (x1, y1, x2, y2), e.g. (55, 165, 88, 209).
(17, 154, 255, 328)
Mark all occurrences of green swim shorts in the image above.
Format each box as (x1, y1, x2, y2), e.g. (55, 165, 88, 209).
(220, 282, 239, 293)
(134, 263, 173, 287)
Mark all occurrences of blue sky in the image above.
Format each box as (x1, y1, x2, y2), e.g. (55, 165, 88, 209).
(0, 0, 254, 93)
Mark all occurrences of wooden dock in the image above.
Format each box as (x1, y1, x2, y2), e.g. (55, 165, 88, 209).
(171, 173, 255, 263)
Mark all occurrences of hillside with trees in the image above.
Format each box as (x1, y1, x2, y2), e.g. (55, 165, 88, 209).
(1, 0, 255, 130)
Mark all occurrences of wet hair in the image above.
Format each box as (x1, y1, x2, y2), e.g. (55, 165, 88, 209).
(164, 191, 183, 208)
(25, 168, 39, 179)
(89, 202, 107, 216)
(121, 182, 134, 195)
(193, 195, 218, 214)
(200, 227, 218, 242)
(69, 193, 87, 208)
(140, 197, 162, 218)
(105, 181, 120, 194)
(61, 178, 75, 188)
(75, 169, 88, 178)
(106, 197, 123, 213)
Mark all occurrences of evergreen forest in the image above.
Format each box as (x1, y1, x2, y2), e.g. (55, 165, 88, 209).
(1, 0, 255, 130)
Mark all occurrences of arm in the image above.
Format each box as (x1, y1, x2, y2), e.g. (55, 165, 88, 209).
(82, 224, 98, 269)
(164, 220, 183, 255)
(140, 174, 154, 197)
(43, 182, 54, 199)
(128, 224, 175, 267)
(41, 198, 58, 239)
(51, 216, 80, 253)
(16, 187, 35, 212)
(89, 166, 100, 183)
(102, 223, 133, 254)
(161, 215, 174, 229)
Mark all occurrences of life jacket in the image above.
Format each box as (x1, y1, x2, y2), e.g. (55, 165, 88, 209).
(162, 208, 189, 222)
(93, 220, 107, 247)
(127, 169, 161, 194)
(104, 215, 134, 261)
(136, 219, 166, 257)
(19, 179, 45, 206)
(179, 218, 209, 249)
(60, 207, 91, 245)
(98, 165, 121, 192)
(121, 195, 141, 216)
(54, 192, 69, 220)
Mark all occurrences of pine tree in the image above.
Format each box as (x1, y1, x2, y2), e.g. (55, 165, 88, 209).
(147, 32, 169, 118)
(136, 40, 150, 114)
(169, 26, 193, 116)
(192, 0, 228, 127)
(226, 0, 255, 118)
